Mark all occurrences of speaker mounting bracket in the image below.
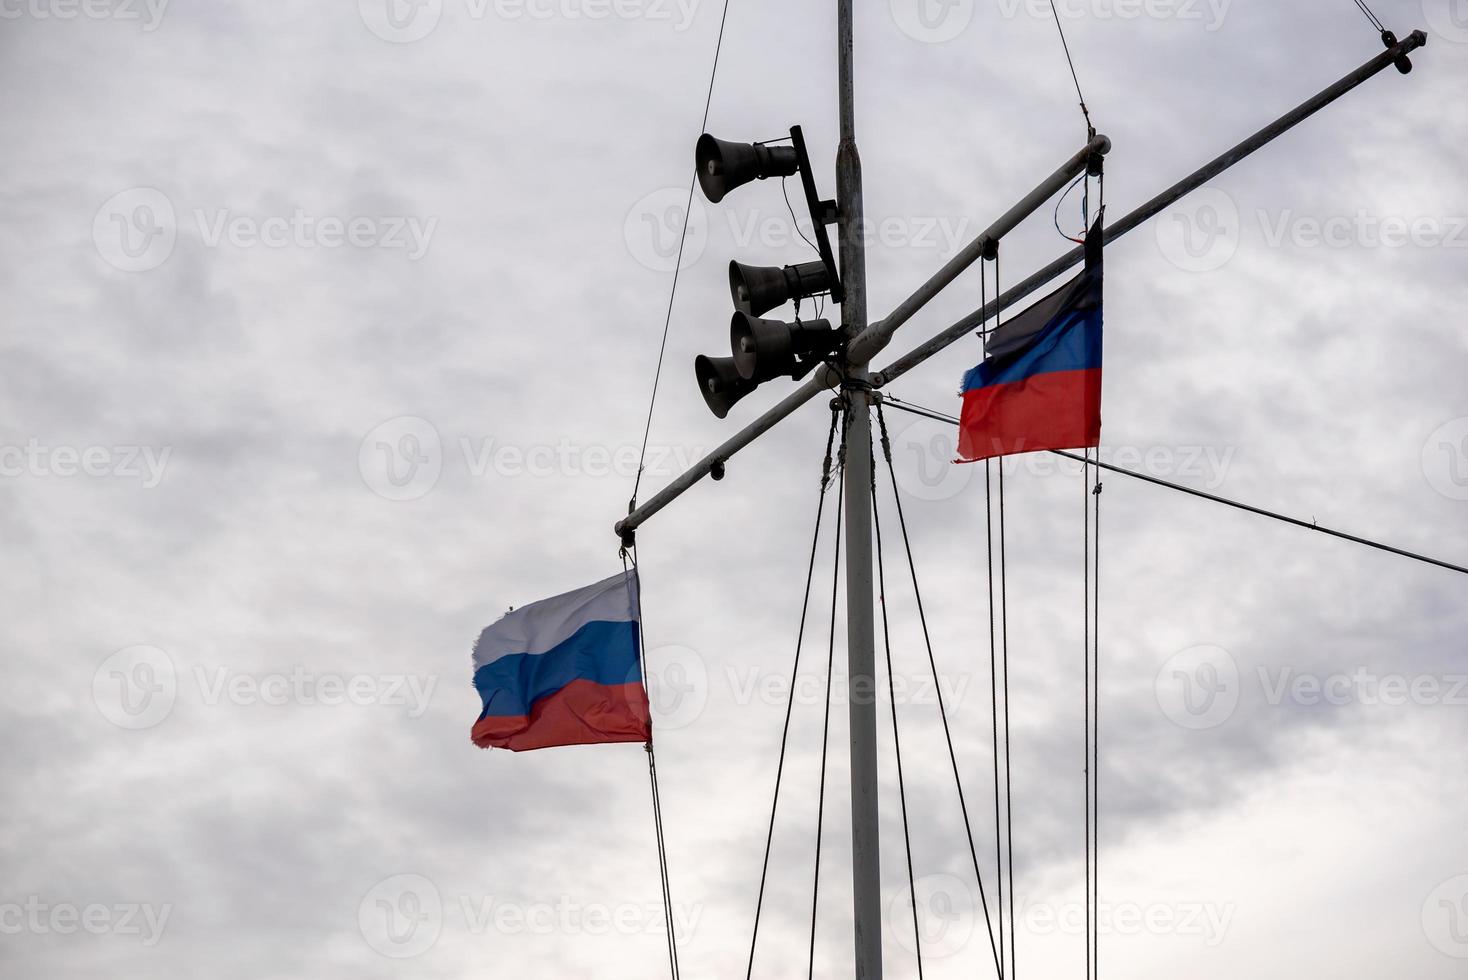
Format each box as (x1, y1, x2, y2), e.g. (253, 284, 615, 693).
(789, 125, 846, 306)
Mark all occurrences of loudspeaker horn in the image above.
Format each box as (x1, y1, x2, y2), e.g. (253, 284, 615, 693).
(729, 260, 833, 317)
(729, 312, 839, 382)
(695, 134, 800, 204)
(694, 354, 758, 419)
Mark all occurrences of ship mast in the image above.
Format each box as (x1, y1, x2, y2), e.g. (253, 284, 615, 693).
(833, 0, 883, 974)
(616, 13, 1428, 979)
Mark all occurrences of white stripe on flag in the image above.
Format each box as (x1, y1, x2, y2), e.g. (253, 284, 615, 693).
(472, 571, 639, 668)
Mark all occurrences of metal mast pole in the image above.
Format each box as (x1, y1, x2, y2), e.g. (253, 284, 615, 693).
(836, 1, 882, 977)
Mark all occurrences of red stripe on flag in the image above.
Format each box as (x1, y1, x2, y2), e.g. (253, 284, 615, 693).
(958, 367, 1102, 463)
(471, 679, 652, 752)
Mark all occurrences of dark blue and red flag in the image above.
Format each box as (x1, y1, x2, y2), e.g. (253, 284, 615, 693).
(958, 218, 1104, 463)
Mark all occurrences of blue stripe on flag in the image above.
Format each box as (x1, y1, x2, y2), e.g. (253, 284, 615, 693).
(962, 306, 1101, 393)
(473, 619, 642, 719)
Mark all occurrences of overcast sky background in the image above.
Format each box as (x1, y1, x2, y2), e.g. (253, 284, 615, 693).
(2, 1, 1466, 977)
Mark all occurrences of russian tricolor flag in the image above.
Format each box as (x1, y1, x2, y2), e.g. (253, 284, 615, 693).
(471, 571, 652, 752)
(958, 218, 1104, 463)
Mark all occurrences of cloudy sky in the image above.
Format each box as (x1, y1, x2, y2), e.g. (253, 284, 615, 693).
(2, 0, 1466, 977)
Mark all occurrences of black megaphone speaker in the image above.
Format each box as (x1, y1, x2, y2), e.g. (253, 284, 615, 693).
(729, 260, 834, 317)
(695, 135, 800, 204)
(729, 312, 839, 382)
(694, 354, 759, 419)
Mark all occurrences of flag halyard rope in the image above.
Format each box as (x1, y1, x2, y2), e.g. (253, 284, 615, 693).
(998, 458, 1017, 980)
(1091, 457, 1103, 980)
(1083, 450, 1092, 980)
(620, 553, 682, 980)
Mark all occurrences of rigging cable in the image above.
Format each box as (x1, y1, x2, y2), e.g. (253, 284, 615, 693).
(974, 256, 1009, 974)
(878, 396, 1468, 579)
(808, 403, 851, 980)
(782, 177, 827, 322)
(1083, 193, 1106, 980)
(874, 402, 1005, 978)
(869, 419, 925, 980)
(1083, 446, 1092, 980)
(979, 252, 1009, 980)
(1350, 0, 1385, 34)
(1088, 179, 1105, 971)
(620, 552, 681, 980)
(629, 0, 735, 512)
(1043, 0, 1099, 249)
(1045, 0, 1095, 138)
(1054, 173, 1090, 244)
(990, 246, 1019, 980)
(999, 442, 1017, 980)
(987, 455, 1007, 980)
(1091, 450, 1103, 980)
(1045, 0, 1103, 249)
(1081, 444, 1103, 980)
(647, 742, 680, 980)
(978, 254, 1007, 976)
(744, 405, 843, 980)
(783, 176, 822, 256)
